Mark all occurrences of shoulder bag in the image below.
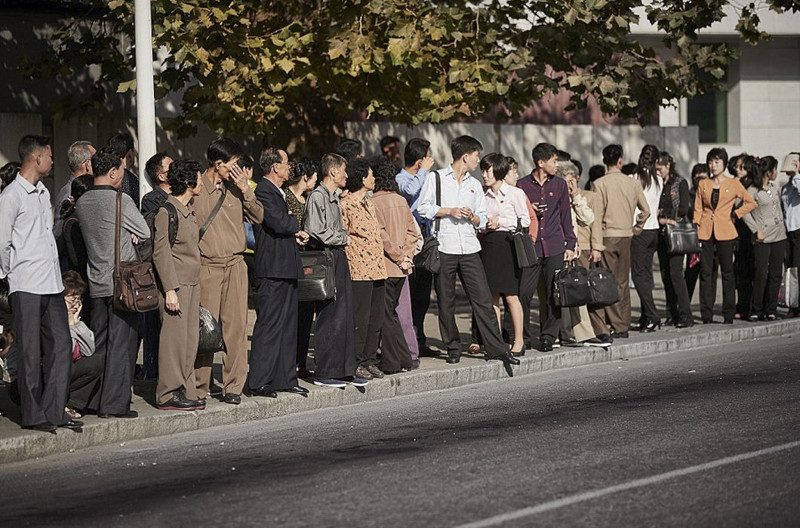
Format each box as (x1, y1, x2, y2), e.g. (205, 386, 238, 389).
(553, 260, 593, 308)
(664, 221, 701, 255)
(511, 217, 537, 268)
(198, 305, 226, 355)
(588, 260, 619, 307)
(413, 171, 441, 274)
(113, 192, 159, 313)
(298, 249, 336, 302)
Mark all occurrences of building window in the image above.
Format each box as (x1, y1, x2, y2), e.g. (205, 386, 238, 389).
(687, 71, 728, 144)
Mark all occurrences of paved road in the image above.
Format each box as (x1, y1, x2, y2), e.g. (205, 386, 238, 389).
(2, 335, 798, 527)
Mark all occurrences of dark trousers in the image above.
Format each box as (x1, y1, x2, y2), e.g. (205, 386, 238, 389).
(752, 240, 787, 316)
(313, 249, 356, 379)
(527, 253, 565, 342)
(249, 278, 299, 391)
(352, 280, 385, 368)
(631, 229, 659, 323)
(296, 301, 315, 370)
(700, 237, 736, 322)
(408, 266, 433, 347)
(788, 229, 800, 268)
(735, 221, 754, 316)
(68, 353, 104, 412)
(139, 310, 160, 380)
(380, 277, 414, 372)
(10, 292, 71, 427)
(657, 234, 692, 321)
(434, 252, 506, 359)
(90, 296, 139, 415)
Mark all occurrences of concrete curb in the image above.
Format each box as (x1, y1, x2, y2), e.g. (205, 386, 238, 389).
(2, 319, 798, 464)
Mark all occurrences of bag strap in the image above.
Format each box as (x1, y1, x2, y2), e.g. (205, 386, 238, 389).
(199, 183, 227, 241)
(161, 201, 179, 247)
(115, 191, 122, 272)
(433, 170, 441, 235)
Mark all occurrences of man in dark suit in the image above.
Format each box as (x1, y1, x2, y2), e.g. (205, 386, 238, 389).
(247, 147, 310, 397)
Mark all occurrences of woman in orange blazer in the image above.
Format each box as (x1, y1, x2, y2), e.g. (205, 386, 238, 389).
(693, 148, 757, 324)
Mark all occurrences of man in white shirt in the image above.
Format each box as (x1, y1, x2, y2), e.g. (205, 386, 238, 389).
(418, 136, 518, 375)
(0, 135, 79, 432)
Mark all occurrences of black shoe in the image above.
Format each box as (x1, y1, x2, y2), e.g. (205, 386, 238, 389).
(510, 347, 526, 357)
(419, 346, 441, 358)
(610, 331, 629, 339)
(539, 339, 554, 352)
(675, 316, 694, 328)
(583, 336, 612, 347)
(664, 317, 675, 326)
(277, 386, 309, 397)
(407, 359, 420, 371)
(595, 333, 614, 345)
(486, 351, 519, 377)
(59, 419, 84, 432)
(702, 318, 713, 324)
(98, 410, 138, 419)
(641, 320, 660, 333)
(445, 355, 460, 364)
(209, 382, 224, 397)
(723, 318, 733, 325)
(223, 393, 242, 405)
(23, 423, 57, 434)
(246, 385, 278, 398)
(158, 392, 204, 410)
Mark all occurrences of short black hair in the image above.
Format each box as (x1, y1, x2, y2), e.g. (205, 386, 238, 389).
(572, 159, 583, 177)
(532, 143, 558, 165)
(107, 132, 134, 158)
(621, 163, 637, 176)
(18, 135, 50, 162)
(557, 149, 572, 162)
(259, 147, 283, 173)
(145, 152, 169, 183)
(59, 174, 93, 220)
(371, 156, 400, 193)
(404, 138, 431, 168)
(345, 158, 371, 193)
(321, 153, 346, 179)
(207, 137, 244, 166)
(727, 153, 744, 176)
(505, 156, 517, 168)
(602, 144, 623, 167)
(91, 145, 123, 178)
(451, 135, 482, 160)
(706, 147, 729, 167)
(286, 157, 319, 187)
(336, 139, 362, 163)
(168, 158, 203, 196)
(237, 153, 254, 170)
(691, 163, 709, 180)
(380, 135, 400, 149)
(0, 161, 20, 191)
(480, 152, 510, 181)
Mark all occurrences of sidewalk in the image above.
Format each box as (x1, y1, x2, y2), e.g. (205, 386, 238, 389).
(1, 273, 798, 464)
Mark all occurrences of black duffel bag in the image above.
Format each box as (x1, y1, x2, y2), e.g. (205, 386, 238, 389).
(553, 261, 593, 308)
(298, 249, 336, 302)
(588, 261, 619, 306)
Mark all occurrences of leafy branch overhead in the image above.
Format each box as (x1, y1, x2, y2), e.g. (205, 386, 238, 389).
(26, 0, 800, 138)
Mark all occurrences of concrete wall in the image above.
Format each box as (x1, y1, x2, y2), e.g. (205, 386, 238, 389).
(345, 122, 700, 185)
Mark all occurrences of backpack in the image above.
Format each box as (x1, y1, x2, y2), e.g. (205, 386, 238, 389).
(139, 201, 179, 261)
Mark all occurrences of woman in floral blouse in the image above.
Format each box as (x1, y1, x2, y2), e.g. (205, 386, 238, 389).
(341, 158, 388, 381)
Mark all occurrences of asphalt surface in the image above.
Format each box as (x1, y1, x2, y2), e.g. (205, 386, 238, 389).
(1, 335, 798, 528)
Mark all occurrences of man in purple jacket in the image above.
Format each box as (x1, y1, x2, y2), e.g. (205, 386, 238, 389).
(517, 143, 577, 352)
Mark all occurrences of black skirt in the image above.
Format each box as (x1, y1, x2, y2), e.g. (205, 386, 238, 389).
(480, 231, 520, 295)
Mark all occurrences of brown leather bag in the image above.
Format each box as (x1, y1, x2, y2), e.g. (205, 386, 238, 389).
(113, 192, 159, 313)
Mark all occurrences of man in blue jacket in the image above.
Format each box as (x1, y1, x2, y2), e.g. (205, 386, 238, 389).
(248, 147, 310, 397)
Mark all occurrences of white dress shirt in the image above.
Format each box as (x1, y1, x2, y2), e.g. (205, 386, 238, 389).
(417, 165, 487, 255)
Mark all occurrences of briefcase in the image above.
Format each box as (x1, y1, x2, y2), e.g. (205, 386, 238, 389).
(664, 222, 701, 255)
(553, 261, 593, 308)
(298, 250, 336, 302)
(588, 261, 619, 307)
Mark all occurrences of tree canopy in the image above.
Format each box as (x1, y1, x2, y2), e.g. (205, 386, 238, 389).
(25, 0, 800, 146)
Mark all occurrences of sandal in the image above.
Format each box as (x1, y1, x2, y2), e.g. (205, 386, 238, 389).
(466, 343, 481, 355)
(65, 407, 83, 420)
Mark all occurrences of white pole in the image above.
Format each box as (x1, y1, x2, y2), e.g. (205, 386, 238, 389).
(134, 0, 156, 199)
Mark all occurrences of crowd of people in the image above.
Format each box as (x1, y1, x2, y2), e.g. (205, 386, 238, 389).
(1, 131, 799, 434)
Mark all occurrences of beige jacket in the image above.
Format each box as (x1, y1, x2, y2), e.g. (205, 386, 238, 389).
(573, 190, 603, 253)
(371, 190, 421, 278)
(592, 170, 650, 245)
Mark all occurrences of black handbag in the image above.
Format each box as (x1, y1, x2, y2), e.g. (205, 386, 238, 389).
(511, 218, 537, 268)
(413, 171, 441, 274)
(198, 306, 226, 356)
(298, 249, 336, 302)
(588, 261, 619, 306)
(553, 261, 593, 308)
(664, 221, 701, 255)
